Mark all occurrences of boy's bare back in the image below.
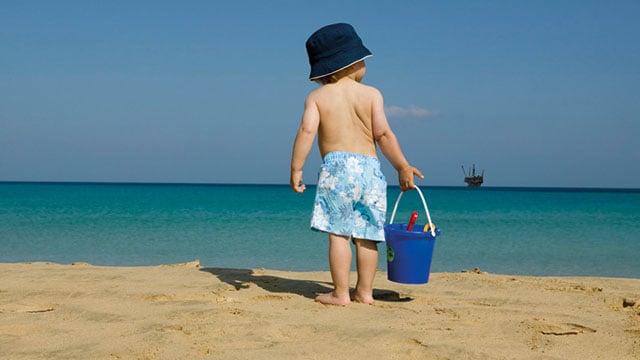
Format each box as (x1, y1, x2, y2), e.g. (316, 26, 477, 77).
(307, 75, 380, 158)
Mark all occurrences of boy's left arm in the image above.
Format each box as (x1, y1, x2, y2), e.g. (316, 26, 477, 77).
(370, 89, 423, 191)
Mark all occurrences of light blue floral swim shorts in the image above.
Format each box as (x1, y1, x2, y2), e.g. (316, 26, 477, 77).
(311, 152, 387, 241)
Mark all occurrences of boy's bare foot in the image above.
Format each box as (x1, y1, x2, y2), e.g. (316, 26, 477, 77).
(315, 292, 351, 306)
(350, 291, 374, 305)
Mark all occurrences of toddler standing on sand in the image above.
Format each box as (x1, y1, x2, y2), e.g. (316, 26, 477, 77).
(290, 23, 423, 305)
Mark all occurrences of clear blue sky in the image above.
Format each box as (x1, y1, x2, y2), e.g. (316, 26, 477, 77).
(2, 1, 639, 188)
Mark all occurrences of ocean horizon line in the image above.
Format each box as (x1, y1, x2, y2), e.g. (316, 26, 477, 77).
(1, 180, 639, 193)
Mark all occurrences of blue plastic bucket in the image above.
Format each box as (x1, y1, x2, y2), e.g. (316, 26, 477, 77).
(385, 186, 441, 284)
(385, 224, 440, 284)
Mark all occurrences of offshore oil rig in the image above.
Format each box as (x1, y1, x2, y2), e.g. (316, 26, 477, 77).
(461, 164, 484, 187)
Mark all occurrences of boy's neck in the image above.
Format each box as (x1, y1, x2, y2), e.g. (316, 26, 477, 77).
(335, 69, 364, 83)
(334, 73, 360, 83)
(328, 61, 366, 84)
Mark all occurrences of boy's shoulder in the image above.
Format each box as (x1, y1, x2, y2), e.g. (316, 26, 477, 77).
(308, 81, 382, 99)
(348, 82, 383, 100)
(360, 82, 382, 97)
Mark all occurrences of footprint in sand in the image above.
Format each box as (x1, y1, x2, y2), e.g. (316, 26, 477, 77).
(250, 294, 293, 301)
(140, 294, 175, 302)
(434, 307, 461, 319)
(0, 304, 55, 314)
(226, 307, 245, 316)
(536, 322, 597, 336)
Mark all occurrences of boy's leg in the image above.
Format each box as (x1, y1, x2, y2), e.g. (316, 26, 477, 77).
(316, 233, 352, 305)
(352, 238, 378, 304)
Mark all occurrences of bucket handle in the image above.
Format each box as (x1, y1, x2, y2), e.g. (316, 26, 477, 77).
(389, 185, 436, 237)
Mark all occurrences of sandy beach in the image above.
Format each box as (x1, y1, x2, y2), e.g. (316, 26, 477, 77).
(1, 261, 638, 359)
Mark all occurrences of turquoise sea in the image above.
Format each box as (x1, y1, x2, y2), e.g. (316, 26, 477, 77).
(1, 182, 639, 278)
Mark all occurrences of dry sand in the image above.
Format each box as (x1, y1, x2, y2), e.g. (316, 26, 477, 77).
(1, 261, 639, 359)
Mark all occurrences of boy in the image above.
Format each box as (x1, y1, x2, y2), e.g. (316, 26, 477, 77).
(290, 23, 423, 305)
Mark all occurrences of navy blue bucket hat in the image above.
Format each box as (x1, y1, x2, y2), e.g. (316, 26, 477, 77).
(306, 23, 372, 81)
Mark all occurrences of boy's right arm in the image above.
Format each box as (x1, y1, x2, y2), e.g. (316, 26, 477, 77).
(290, 95, 320, 193)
